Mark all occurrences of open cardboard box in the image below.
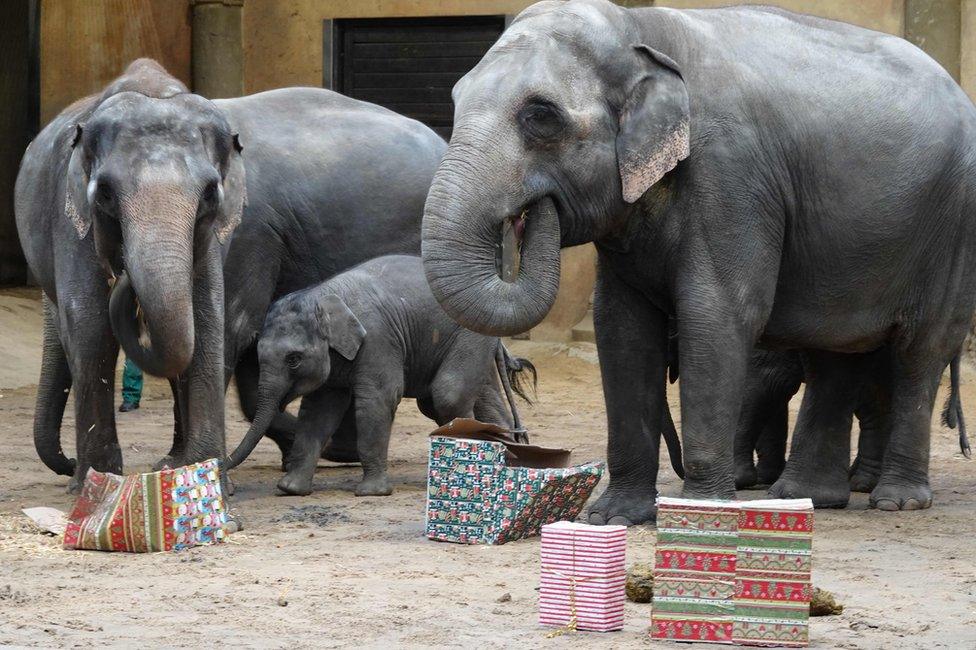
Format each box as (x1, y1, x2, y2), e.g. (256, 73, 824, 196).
(425, 418, 604, 545)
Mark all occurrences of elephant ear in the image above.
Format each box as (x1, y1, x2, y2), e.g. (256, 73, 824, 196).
(216, 133, 246, 245)
(64, 124, 92, 239)
(616, 45, 690, 204)
(317, 294, 366, 361)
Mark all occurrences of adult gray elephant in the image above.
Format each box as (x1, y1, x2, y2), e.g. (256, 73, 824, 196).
(421, 0, 976, 523)
(18, 59, 444, 489)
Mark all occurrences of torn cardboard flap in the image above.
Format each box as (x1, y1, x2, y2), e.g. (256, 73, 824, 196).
(429, 418, 572, 469)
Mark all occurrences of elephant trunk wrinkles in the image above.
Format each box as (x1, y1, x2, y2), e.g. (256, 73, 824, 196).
(224, 378, 281, 469)
(34, 296, 76, 476)
(421, 133, 562, 337)
(109, 191, 197, 379)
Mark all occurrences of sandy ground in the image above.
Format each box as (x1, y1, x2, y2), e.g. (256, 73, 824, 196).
(0, 288, 974, 649)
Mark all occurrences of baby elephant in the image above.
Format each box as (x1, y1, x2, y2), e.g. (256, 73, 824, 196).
(224, 255, 535, 496)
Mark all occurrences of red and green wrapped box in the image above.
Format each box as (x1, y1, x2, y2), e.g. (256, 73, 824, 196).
(425, 419, 604, 545)
(652, 497, 813, 647)
(63, 459, 227, 552)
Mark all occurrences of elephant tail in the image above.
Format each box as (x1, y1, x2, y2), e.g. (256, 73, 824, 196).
(941, 354, 969, 458)
(34, 294, 77, 477)
(495, 343, 537, 443)
(662, 399, 685, 480)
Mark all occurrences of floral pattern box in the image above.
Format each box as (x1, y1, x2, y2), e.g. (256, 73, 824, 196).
(425, 418, 604, 545)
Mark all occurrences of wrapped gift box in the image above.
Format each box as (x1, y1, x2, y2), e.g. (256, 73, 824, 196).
(539, 521, 627, 632)
(63, 459, 227, 552)
(652, 497, 814, 647)
(425, 419, 604, 545)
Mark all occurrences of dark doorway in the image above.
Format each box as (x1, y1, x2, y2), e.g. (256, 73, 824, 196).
(0, 0, 38, 285)
(332, 16, 505, 139)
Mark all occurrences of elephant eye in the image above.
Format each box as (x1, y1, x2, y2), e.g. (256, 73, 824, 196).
(201, 179, 221, 207)
(285, 352, 303, 370)
(93, 180, 117, 214)
(518, 100, 565, 140)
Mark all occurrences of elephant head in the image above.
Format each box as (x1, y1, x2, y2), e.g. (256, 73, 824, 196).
(66, 89, 246, 378)
(225, 292, 365, 469)
(421, 0, 689, 336)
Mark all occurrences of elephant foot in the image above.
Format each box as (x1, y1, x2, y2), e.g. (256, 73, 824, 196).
(321, 440, 361, 464)
(277, 471, 314, 496)
(67, 473, 84, 495)
(734, 461, 759, 490)
(848, 456, 882, 493)
(768, 471, 850, 509)
(869, 481, 932, 511)
(587, 485, 658, 526)
(355, 473, 393, 497)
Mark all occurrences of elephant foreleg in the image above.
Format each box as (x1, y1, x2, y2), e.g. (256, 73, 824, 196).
(277, 387, 352, 496)
(61, 296, 121, 492)
(587, 259, 668, 526)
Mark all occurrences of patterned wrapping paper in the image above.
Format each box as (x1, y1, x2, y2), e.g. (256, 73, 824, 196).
(425, 419, 604, 545)
(539, 521, 627, 632)
(63, 459, 227, 552)
(652, 497, 814, 647)
(732, 501, 814, 647)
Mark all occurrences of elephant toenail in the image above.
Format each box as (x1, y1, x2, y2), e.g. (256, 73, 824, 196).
(607, 515, 634, 527)
(587, 512, 606, 525)
(874, 499, 898, 511)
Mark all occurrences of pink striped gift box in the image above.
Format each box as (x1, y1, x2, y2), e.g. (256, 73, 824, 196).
(539, 521, 627, 632)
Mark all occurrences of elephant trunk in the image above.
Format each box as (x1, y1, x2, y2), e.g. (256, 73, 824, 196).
(224, 377, 283, 469)
(421, 132, 562, 337)
(109, 237, 195, 379)
(34, 295, 76, 476)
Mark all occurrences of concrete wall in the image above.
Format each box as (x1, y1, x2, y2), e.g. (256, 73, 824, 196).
(39, 0, 191, 125)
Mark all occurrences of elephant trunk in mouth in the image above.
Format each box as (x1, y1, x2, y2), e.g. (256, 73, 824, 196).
(109, 254, 195, 379)
(421, 150, 562, 337)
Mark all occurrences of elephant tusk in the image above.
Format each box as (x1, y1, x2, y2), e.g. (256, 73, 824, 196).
(498, 209, 527, 283)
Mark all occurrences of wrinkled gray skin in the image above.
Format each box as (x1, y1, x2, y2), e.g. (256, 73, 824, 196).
(210, 84, 444, 470)
(16, 60, 244, 488)
(733, 349, 968, 493)
(18, 59, 444, 490)
(421, 0, 976, 524)
(224, 255, 535, 497)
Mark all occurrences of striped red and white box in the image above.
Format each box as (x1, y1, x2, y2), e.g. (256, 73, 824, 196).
(539, 521, 627, 632)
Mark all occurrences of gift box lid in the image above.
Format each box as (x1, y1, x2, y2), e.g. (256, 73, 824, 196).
(430, 418, 574, 469)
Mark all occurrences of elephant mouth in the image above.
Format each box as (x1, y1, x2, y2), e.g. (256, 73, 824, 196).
(496, 203, 538, 283)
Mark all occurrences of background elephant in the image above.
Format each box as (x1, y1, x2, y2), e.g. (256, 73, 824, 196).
(732, 349, 969, 492)
(420, 0, 976, 523)
(16, 59, 244, 488)
(223, 255, 537, 496)
(18, 59, 446, 488)
(204, 84, 445, 469)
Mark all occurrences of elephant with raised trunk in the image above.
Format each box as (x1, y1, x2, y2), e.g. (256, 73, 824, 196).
(421, 0, 976, 523)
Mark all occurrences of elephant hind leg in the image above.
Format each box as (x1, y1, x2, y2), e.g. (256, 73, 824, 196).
(869, 348, 944, 511)
(770, 350, 873, 508)
(321, 403, 360, 464)
(473, 377, 512, 429)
